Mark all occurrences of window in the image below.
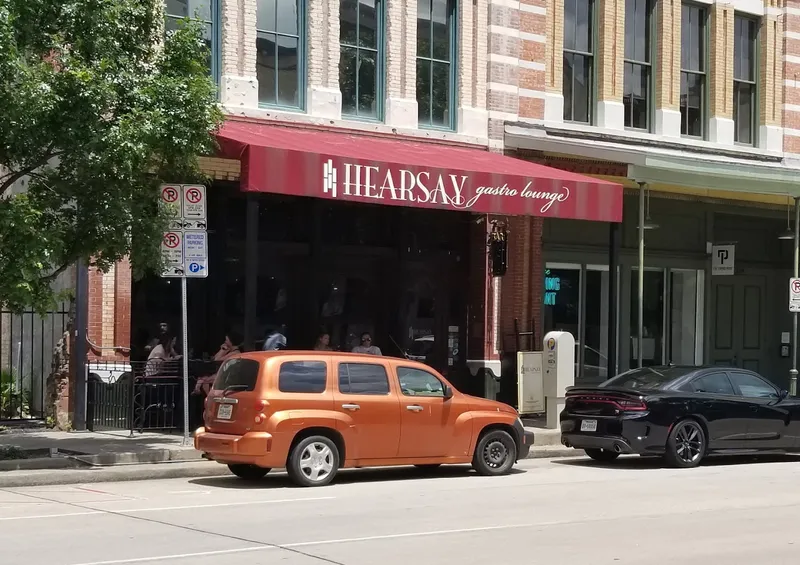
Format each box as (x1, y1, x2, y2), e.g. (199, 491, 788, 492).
(397, 367, 444, 397)
(680, 4, 706, 138)
(691, 372, 735, 395)
(164, 0, 218, 79)
(563, 0, 594, 123)
(733, 16, 757, 145)
(623, 0, 652, 130)
(256, 0, 304, 108)
(729, 372, 779, 399)
(416, 0, 456, 128)
(603, 366, 695, 390)
(212, 359, 261, 392)
(340, 0, 383, 119)
(338, 363, 390, 394)
(278, 361, 327, 393)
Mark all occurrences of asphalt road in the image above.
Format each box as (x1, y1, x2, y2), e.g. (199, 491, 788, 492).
(4, 455, 800, 565)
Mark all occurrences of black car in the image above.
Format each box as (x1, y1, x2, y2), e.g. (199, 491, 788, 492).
(560, 365, 798, 468)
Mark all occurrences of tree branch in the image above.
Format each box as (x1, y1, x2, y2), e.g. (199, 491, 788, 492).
(0, 150, 62, 197)
(38, 261, 72, 285)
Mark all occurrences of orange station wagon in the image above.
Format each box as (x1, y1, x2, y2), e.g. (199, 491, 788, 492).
(194, 351, 534, 487)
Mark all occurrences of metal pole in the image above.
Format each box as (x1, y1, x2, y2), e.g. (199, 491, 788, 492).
(637, 182, 645, 368)
(181, 276, 190, 445)
(73, 258, 89, 431)
(792, 197, 799, 396)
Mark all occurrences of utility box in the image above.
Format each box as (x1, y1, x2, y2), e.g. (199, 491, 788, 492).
(543, 331, 576, 429)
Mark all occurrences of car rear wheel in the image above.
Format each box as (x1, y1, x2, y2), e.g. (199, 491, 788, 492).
(287, 436, 340, 487)
(665, 419, 706, 469)
(584, 448, 620, 463)
(228, 464, 271, 480)
(472, 430, 516, 476)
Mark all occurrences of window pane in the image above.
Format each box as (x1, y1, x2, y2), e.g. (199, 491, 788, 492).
(431, 0, 451, 60)
(417, 0, 432, 57)
(564, 0, 577, 51)
(357, 50, 378, 115)
(734, 16, 756, 82)
(340, 0, 358, 45)
(625, 0, 649, 63)
(358, 0, 378, 49)
(543, 268, 580, 337)
(397, 367, 444, 397)
(680, 4, 690, 69)
(670, 271, 698, 364)
(623, 62, 648, 129)
(430, 62, 451, 126)
(338, 363, 390, 394)
(584, 270, 610, 383)
(563, 53, 574, 120)
(340, 46, 358, 114)
(564, 53, 591, 123)
(276, 35, 300, 106)
(165, 0, 189, 18)
(417, 58, 431, 121)
(734, 82, 753, 144)
(629, 269, 664, 367)
(575, 0, 592, 53)
(166, 0, 212, 20)
(256, 32, 277, 105)
(729, 372, 779, 399)
(278, 361, 327, 393)
(256, 0, 276, 31)
(681, 5, 705, 72)
(680, 72, 703, 137)
(692, 373, 734, 395)
(276, 0, 299, 35)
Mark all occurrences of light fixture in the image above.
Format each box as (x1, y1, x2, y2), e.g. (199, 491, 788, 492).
(779, 195, 795, 240)
(643, 183, 659, 230)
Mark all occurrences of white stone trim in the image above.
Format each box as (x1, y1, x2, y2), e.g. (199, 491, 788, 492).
(759, 125, 784, 153)
(786, 31, 800, 41)
(520, 60, 546, 71)
(458, 107, 490, 138)
(219, 75, 259, 108)
(708, 116, 735, 146)
(729, 0, 764, 16)
(385, 97, 418, 129)
(488, 24, 519, 37)
(489, 53, 520, 66)
(544, 92, 564, 123)
(488, 110, 519, 120)
(785, 103, 800, 113)
(596, 100, 625, 131)
(519, 88, 546, 99)
(488, 81, 519, 93)
(519, 3, 547, 15)
(783, 127, 800, 138)
(655, 108, 682, 138)
(785, 55, 800, 65)
(490, 0, 521, 8)
(519, 31, 546, 43)
(786, 78, 800, 88)
(785, 6, 800, 15)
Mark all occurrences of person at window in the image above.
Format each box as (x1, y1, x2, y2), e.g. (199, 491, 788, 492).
(146, 333, 180, 377)
(314, 332, 333, 351)
(263, 324, 287, 351)
(194, 331, 243, 396)
(352, 332, 382, 356)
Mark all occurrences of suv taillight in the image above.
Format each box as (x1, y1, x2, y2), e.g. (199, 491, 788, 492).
(253, 399, 269, 424)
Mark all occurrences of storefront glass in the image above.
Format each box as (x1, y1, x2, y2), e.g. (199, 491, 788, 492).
(629, 269, 665, 367)
(584, 268, 610, 381)
(670, 269, 702, 365)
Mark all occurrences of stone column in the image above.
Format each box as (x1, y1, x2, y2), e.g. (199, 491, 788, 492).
(219, 0, 259, 108)
(760, 13, 783, 152)
(457, 0, 489, 136)
(654, 0, 681, 137)
(596, 0, 625, 129)
(544, 0, 564, 121)
(708, 3, 734, 144)
(385, 0, 418, 128)
(306, 0, 342, 119)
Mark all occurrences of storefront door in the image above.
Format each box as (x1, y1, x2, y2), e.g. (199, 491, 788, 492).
(711, 275, 768, 371)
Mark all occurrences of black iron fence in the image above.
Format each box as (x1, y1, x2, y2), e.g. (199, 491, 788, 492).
(0, 304, 71, 421)
(87, 359, 221, 434)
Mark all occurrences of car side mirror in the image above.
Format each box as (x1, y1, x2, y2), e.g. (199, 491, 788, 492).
(779, 389, 789, 400)
(443, 385, 453, 400)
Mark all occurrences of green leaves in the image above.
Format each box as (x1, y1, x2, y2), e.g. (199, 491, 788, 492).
(0, 0, 223, 313)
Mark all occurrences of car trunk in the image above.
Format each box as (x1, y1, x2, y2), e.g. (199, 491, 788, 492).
(204, 358, 266, 435)
(565, 386, 648, 417)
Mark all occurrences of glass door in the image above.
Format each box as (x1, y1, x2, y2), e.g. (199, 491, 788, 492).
(629, 268, 666, 368)
(668, 269, 704, 365)
(583, 266, 611, 383)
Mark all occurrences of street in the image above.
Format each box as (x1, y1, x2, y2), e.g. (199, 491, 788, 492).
(3, 455, 800, 565)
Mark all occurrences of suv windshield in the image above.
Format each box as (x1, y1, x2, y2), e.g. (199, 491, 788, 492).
(601, 366, 696, 391)
(212, 358, 261, 392)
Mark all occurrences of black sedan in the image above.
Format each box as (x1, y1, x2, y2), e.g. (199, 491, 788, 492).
(560, 365, 799, 468)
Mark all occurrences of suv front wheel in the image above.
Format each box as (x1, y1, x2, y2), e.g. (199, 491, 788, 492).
(472, 429, 516, 476)
(287, 435, 340, 487)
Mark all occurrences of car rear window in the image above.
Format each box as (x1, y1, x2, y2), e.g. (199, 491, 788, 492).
(279, 361, 327, 393)
(338, 363, 390, 395)
(602, 366, 696, 391)
(212, 359, 261, 392)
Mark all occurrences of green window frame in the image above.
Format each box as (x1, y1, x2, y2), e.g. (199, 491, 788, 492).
(563, 0, 595, 124)
(623, 0, 653, 131)
(733, 14, 758, 145)
(164, 0, 220, 83)
(416, 0, 457, 130)
(256, 0, 306, 110)
(680, 3, 707, 139)
(339, 0, 385, 120)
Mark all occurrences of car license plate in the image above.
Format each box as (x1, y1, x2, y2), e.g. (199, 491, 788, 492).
(580, 419, 598, 432)
(217, 404, 233, 420)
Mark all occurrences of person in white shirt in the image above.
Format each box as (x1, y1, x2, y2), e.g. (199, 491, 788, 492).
(263, 324, 287, 351)
(352, 332, 382, 356)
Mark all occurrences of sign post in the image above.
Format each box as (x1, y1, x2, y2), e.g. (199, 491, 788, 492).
(160, 184, 208, 446)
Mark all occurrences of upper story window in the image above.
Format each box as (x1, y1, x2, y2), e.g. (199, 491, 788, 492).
(340, 0, 383, 120)
(623, 0, 652, 130)
(680, 3, 707, 138)
(416, 0, 456, 129)
(563, 0, 594, 123)
(164, 0, 218, 80)
(256, 0, 304, 109)
(733, 15, 757, 145)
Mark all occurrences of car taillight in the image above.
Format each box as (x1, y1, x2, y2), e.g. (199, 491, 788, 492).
(253, 399, 269, 424)
(618, 399, 647, 411)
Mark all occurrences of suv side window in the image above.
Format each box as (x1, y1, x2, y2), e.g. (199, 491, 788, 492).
(691, 372, 735, 396)
(729, 372, 779, 399)
(278, 361, 327, 393)
(338, 363, 390, 395)
(397, 367, 444, 397)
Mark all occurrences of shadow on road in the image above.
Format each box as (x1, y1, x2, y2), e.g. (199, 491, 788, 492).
(553, 453, 800, 471)
(190, 465, 526, 489)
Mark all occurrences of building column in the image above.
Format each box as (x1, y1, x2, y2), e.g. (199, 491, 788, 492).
(307, 0, 342, 119)
(457, 0, 489, 136)
(243, 195, 259, 350)
(219, 0, 259, 108)
(760, 13, 783, 152)
(544, 0, 565, 122)
(596, 0, 625, 129)
(487, 0, 520, 148)
(655, 0, 681, 137)
(708, 3, 734, 144)
(385, 0, 418, 128)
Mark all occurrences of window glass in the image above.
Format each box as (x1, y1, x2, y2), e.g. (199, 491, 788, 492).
(729, 372, 778, 399)
(397, 367, 444, 397)
(691, 372, 734, 395)
(212, 359, 261, 392)
(338, 363, 390, 394)
(602, 366, 693, 390)
(623, 0, 651, 129)
(416, 0, 456, 128)
(164, 0, 216, 77)
(630, 269, 664, 367)
(563, 0, 594, 123)
(733, 16, 757, 144)
(680, 4, 706, 137)
(278, 361, 327, 393)
(340, 0, 382, 118)
(256, 0, 303, 108)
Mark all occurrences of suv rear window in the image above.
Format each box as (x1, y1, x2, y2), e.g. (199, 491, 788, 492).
(279, 361, 327, 393)
(212, 359, 261, 392)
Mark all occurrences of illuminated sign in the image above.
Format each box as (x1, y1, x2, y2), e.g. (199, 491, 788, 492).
(544, 269, 561, 306)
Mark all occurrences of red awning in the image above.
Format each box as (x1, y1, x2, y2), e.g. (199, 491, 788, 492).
(216, 120, 623, 222)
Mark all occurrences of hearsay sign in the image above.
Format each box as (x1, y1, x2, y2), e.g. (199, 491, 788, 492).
(322, 159, 570, 214)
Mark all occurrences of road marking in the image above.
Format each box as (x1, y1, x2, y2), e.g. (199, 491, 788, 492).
(0, 496, 334, 522)
(69, 546, 271, 565)
(166, 490, 210, 495)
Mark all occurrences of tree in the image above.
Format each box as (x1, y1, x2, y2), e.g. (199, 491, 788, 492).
(0, 0, 223, 313)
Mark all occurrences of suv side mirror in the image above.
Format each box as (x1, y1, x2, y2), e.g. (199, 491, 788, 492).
(443, 385, 454, 400)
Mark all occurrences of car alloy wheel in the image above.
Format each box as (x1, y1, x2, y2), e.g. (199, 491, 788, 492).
(674, 421, 703, 464)
(299, 441, 335, 483)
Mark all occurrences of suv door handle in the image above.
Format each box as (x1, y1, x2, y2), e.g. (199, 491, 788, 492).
(406, 405, 424, 412)
(341, 404, 360, 411)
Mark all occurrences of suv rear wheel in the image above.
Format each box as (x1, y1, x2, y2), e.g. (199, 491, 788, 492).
(287, 435, 340, 487)
(228, 464, 271, 480)
(472, 429, 516, 476)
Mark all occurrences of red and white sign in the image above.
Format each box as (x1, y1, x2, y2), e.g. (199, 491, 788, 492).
(182, 185, 207, 229)
(161, 231, 184, 277)
(160, 184, 183, 229)
(790, 278, 800, 313)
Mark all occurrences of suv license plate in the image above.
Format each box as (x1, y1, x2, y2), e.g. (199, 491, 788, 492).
(580, 419, 597, 432)
(217, 404, 233, 420)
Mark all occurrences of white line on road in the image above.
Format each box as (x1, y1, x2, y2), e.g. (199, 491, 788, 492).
(68, 546, 271, 565)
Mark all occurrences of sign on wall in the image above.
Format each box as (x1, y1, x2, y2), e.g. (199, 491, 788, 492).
(711, 244, 735, 276)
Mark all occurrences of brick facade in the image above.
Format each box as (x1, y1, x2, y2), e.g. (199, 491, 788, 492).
(87, 261, 131, 362)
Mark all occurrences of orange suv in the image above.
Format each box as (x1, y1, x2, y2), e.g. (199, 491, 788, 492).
(194, 351, 533, 487)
